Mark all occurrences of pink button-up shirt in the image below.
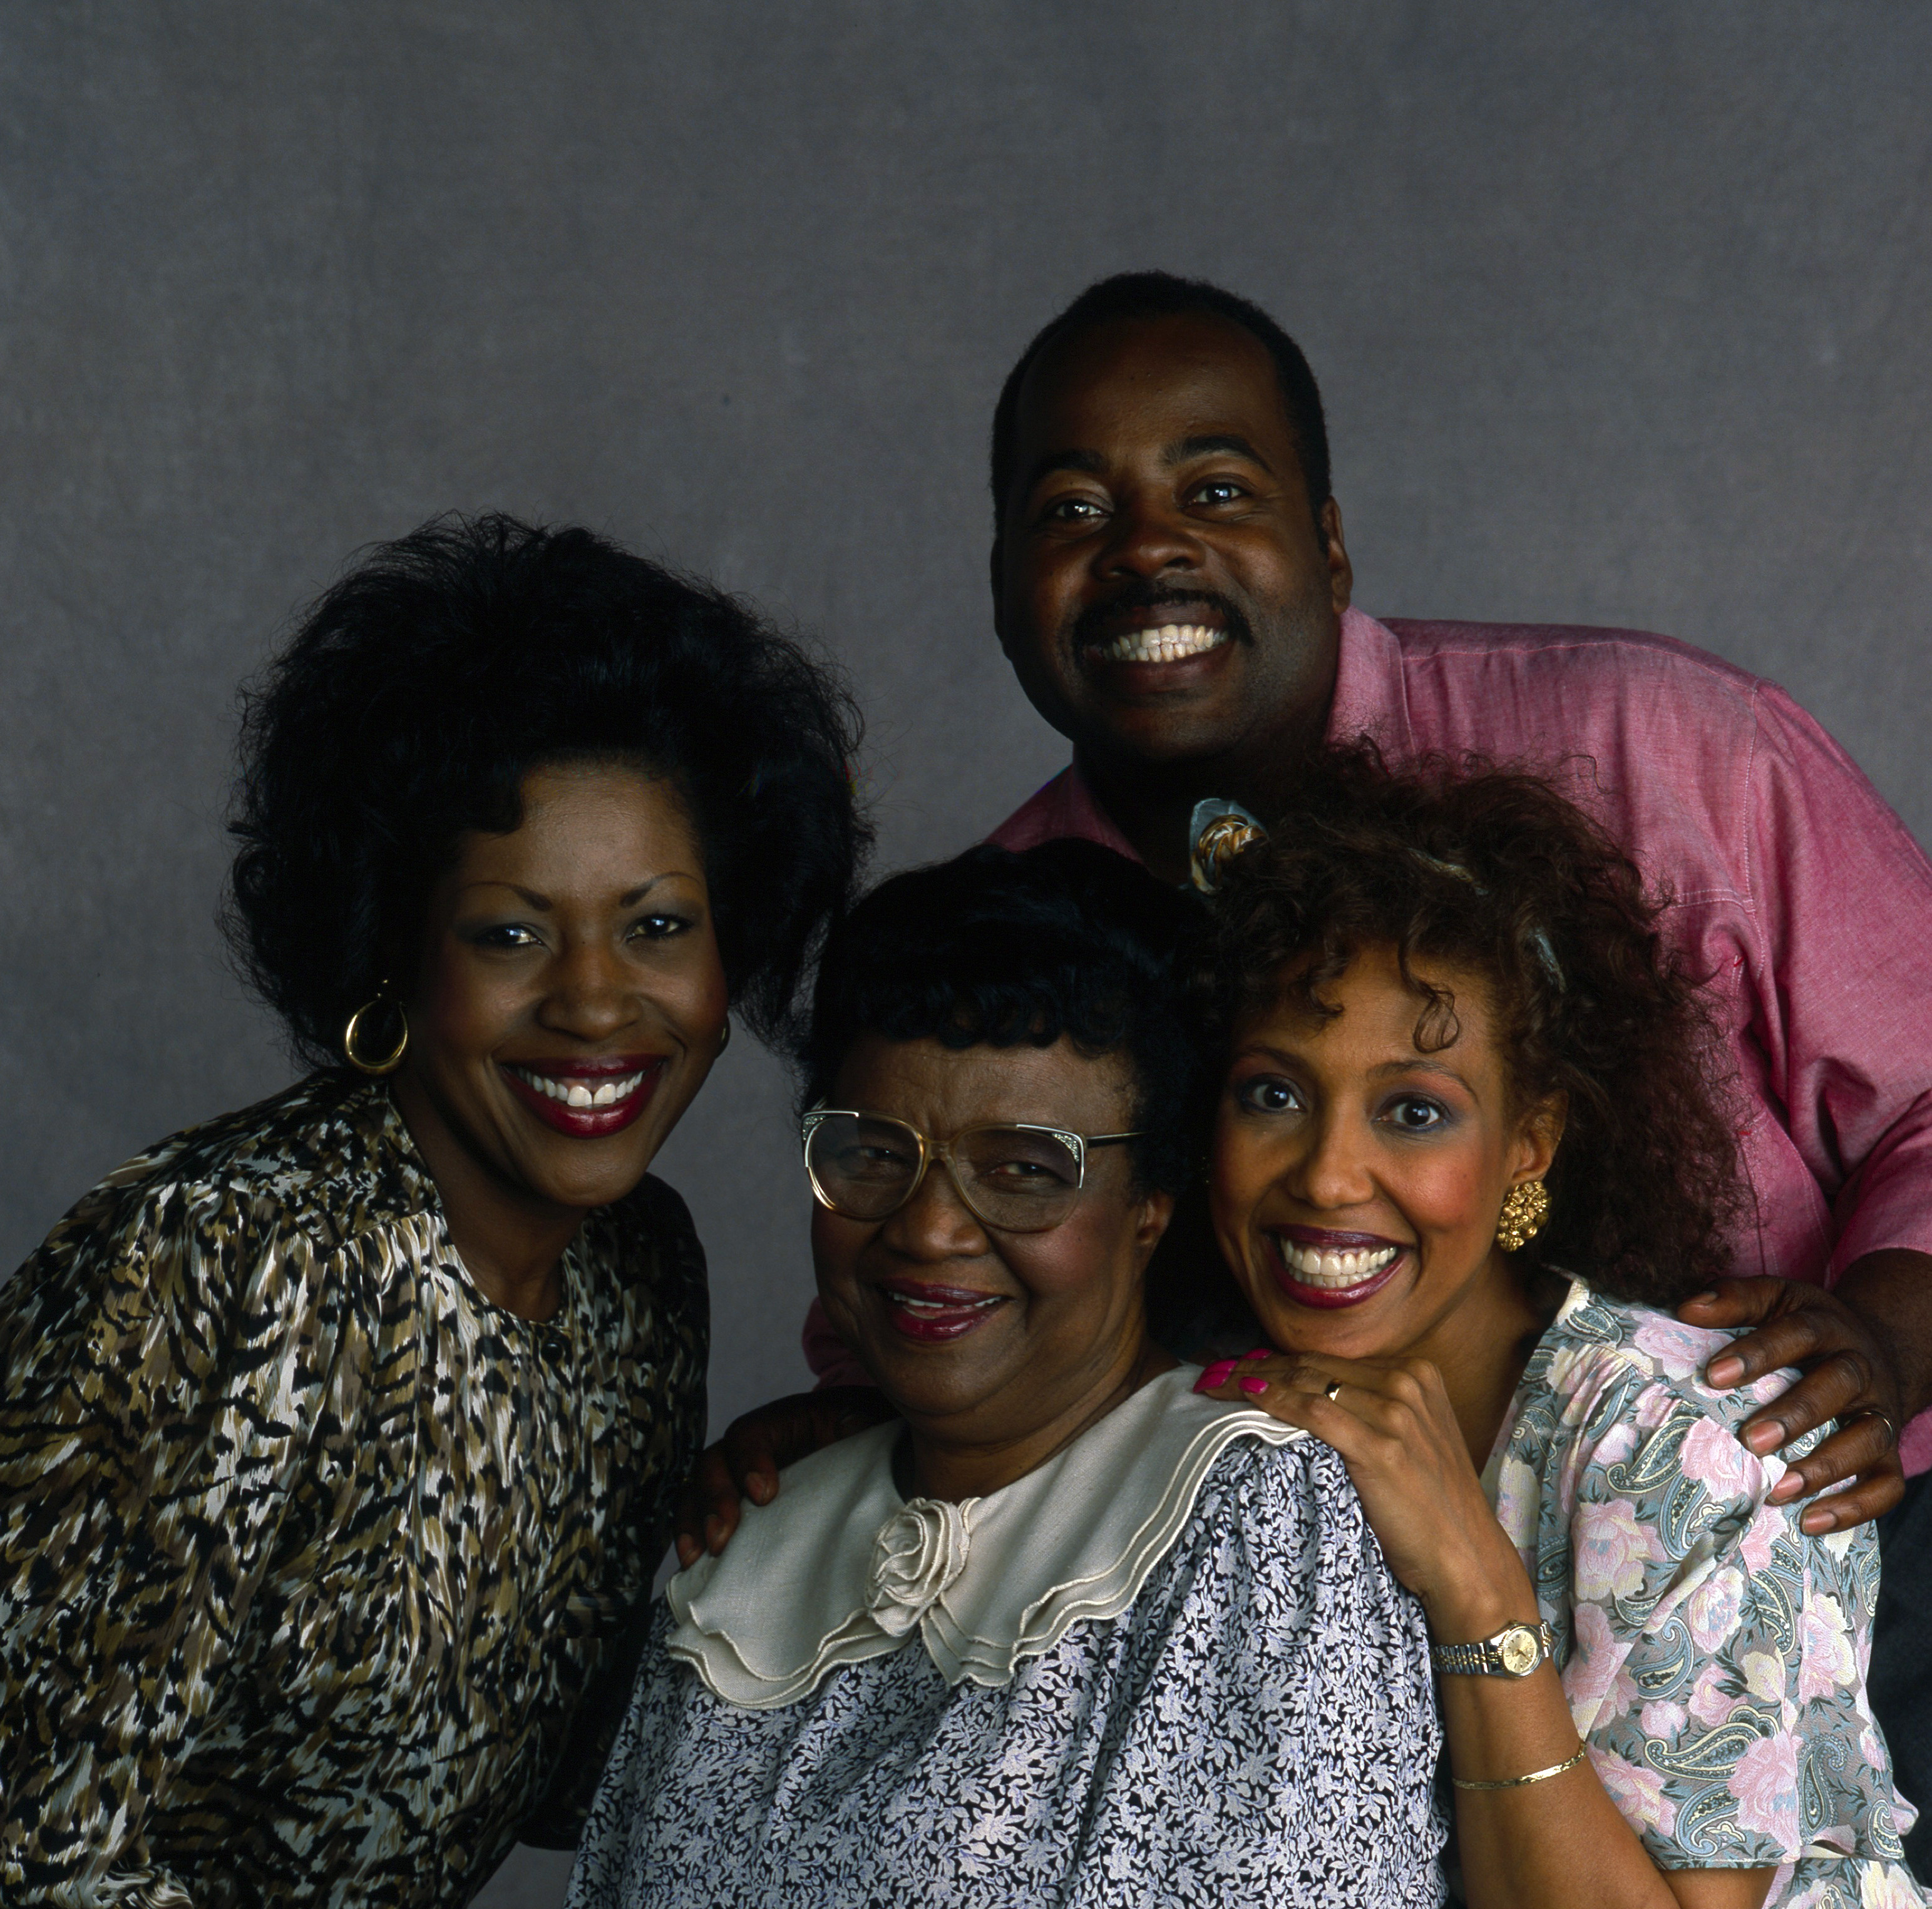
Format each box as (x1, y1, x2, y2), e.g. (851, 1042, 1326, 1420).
(806, 608, 1932, 1471)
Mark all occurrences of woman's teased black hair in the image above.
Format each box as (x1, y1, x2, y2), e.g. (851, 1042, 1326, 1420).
(800, 841, 1206, 1197)
(227, 512, 870, 1065)
(1196, 746, 1746, 1305)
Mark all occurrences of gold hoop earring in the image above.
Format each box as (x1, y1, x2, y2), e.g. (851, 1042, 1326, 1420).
(716, 1018, 731, 1053)
(343, 989, 409, 1077)
(1496, 1179, 1549, 1253)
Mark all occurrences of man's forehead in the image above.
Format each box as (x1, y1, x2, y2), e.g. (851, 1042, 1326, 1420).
(1029, 307, 1274, 397)
(1012, 311, 1294, 461)
(1030, 431, 1275, 478)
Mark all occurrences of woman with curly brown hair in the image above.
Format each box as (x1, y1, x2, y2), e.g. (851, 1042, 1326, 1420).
(1193, 748, 1922, 1909)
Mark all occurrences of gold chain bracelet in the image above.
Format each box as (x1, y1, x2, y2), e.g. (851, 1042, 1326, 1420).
(1451, 1742, 1590, 1791)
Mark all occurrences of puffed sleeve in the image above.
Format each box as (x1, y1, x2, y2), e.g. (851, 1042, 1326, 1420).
(0, 1164, 346, 1900)
(1508, 1323, 1913, 1875)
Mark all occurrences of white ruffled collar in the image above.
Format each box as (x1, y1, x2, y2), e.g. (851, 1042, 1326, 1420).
(665, 1365, 1302, 1707)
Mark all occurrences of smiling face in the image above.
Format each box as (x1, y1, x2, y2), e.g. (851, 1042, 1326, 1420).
(993, 310, 1352, 779)
(813, 1033, 1173, 1472)
(1210, 944, 1561, 1365)
(393, 760, 729, 1271)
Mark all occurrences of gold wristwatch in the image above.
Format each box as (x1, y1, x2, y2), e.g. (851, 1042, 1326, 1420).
(1430, 1619, 1557, 1678)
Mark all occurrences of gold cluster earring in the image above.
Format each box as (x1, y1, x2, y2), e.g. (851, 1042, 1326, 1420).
(1495, 1179, 1549, 1253)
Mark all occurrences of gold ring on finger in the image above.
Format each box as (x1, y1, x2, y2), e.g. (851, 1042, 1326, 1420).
(1323, 1378, 1344, 1403)
(1852, 1408, 1899, 1449)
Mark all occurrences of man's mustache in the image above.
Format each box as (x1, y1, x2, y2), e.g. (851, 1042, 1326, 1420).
(1069, 585, 1254, 652)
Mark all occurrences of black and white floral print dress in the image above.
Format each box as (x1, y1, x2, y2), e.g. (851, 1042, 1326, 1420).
(0, 1073, 708, 1908)
(567, 1368, 1446, 1908)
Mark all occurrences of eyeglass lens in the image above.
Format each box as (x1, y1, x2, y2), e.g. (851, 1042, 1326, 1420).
(805, 1114, 1084, 1231)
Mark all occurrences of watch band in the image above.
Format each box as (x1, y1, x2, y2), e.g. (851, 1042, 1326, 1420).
(1430, 1619, 1557, 1678)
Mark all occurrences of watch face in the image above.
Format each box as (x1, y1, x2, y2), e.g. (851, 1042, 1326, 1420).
(1498, 1626, 1541, 1676)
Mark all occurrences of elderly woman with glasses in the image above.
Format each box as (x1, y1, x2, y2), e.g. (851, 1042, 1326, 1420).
(565, 841, 1446, 1909)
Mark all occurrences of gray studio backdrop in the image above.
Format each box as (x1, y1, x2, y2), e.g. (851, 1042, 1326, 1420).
(3, 4, 1929, 1902)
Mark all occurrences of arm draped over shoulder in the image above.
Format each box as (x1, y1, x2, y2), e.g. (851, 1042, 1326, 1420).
(1742, 682, 1932, 1281)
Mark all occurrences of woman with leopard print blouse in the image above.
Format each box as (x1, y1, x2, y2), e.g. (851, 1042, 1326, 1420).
(0, 515, 868, 1907)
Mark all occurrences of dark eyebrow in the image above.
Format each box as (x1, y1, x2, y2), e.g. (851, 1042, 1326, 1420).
(457, 881, 555, 908)
(1166, 432, 1273, 471)
(620, 876, 699, 907)
(456, 873, 698, 910)
(1231, 1044, 1479, 1098)
(1369, 1058, 1476, 1095)
(1235, 1042, 1304, 1068)
(1020, 446, 1106, 494)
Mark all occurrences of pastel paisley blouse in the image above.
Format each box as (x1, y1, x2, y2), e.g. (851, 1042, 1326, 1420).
(1486, 1279, 1923, 1907)
(0, 1075, 709, 1908)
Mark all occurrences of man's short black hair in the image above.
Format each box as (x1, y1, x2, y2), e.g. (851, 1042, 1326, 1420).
(989, 271, 1333, 535)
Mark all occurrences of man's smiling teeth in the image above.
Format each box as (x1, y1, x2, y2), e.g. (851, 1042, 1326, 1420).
(1094, 623, 1228, 664)
(1277, 1241, 1402, 1289)
(509, 1067, 646, 1108)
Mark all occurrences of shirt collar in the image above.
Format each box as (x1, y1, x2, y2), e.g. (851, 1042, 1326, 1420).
(1053, 759, 1144, 861)
(663, 1368, 1302, 1706)
(1325, 605, 1414, 754)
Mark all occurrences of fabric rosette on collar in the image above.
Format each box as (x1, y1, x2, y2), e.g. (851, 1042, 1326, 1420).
(665, 1368, 1306, 1706)
(865, 1499, 975, 1637)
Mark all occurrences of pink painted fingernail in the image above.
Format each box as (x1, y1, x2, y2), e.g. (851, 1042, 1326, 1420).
(1191, 1371, 1213, 1394)
(1203, 1361, 1236, 1385)
(1243, 1346, 1272, 1361)
(1240, 1377, 1268, 1395)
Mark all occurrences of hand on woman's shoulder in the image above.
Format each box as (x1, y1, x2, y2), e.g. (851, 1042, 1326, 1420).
(1511, 1284, 1819, 1515)
(1495, 1282, 1913, 1886)
(1496, 1283, 1846, 1664)
(1181, 1428, 1427, 1635)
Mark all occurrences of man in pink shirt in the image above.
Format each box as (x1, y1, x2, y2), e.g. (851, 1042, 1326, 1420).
(697, 273, 1930, 1849)
(861, 271, 1930, 1517)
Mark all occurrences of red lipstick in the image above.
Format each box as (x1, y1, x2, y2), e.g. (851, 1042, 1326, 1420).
(874, 1277, 1009, 1344)
(1279, 1226, 1399, 1249)
(500, 1055, 665, 1139)
(1267, 1229, 1410, 1311)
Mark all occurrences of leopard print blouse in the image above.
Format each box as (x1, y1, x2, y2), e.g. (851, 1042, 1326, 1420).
(0, 1073, 709, 1907)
